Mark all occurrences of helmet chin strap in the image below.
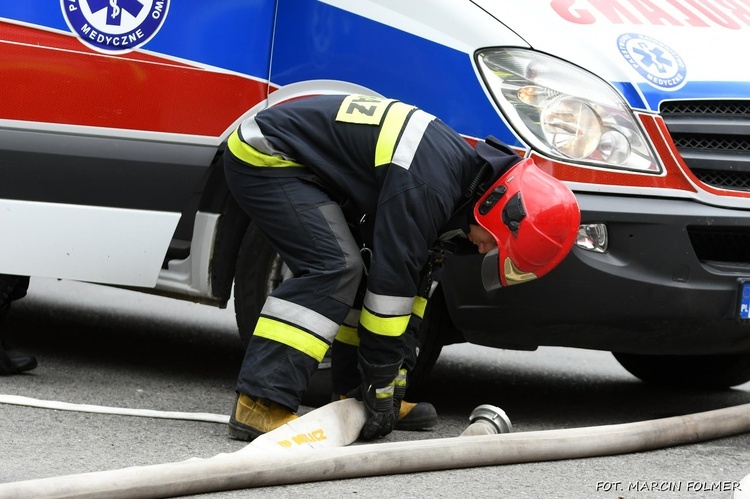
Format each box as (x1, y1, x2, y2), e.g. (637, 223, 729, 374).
(451, 162, 493, 226)
(464, 162, 493, 200)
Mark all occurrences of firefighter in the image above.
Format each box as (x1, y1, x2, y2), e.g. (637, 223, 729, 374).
(0, 275, 37, 375)
(224, 94, 579, 441)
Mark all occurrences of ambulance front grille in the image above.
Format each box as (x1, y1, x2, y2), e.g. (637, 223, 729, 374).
(660, 100, 750, 192)
(688, 226, 750, 265)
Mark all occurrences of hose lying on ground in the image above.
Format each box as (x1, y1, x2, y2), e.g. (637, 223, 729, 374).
(0, 399, 748, 499)
(0, 394, 229, 423)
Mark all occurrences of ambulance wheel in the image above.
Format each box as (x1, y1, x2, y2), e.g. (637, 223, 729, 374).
(233, 223, 332, 406)
(234, 223, 291, 350)
(405, 285, 450, 395)
(612, 352, 750, 389)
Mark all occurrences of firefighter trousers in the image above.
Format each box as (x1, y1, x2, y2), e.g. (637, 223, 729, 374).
(225, 153, 406, 411)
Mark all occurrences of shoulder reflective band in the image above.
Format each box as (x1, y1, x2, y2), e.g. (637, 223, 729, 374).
(336, 94, 394, 125)
(228, 130, 302, 168)
(391, 110, 435, 170)
(374, 102, 415, 167)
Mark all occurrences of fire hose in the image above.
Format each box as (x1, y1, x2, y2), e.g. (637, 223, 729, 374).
(0, 394, 748, 498)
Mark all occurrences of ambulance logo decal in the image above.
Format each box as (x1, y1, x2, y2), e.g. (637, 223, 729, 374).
(61, 0, 170, 54)
(617, 33, 686, 90)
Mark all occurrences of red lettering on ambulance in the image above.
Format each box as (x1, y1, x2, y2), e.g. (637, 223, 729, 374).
(588, 0, 643, 23)
(686, 0, 741, 28)
(629, 0, 684, 24)
(549, 0, 748, 28)
(550, 0, 597, 23)
(715, 0, 750, 25)
(666, 0, 712, 25)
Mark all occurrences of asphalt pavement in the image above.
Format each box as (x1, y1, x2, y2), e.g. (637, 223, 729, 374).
(0, 278, 749, 498)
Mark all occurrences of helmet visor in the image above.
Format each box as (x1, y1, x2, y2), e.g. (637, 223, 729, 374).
(481, 249, 539, 291)
(481, 248, 502, 291)
(503, 257, 538, 286)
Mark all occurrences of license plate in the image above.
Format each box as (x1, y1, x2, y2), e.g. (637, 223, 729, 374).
(738, 280, 750, 323)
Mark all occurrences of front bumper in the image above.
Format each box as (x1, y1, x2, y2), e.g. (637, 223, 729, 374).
(442, 192, 750, 355)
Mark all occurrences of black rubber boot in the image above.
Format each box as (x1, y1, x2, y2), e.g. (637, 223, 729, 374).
(0, 276, 37, 375)
(0, 343, 37, 375)
(395, 400, 438, 430)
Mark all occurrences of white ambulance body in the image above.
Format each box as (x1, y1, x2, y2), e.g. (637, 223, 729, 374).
(1, 1, 749, 386)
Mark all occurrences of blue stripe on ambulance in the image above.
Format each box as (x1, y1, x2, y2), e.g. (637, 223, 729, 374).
(0, 2, 274, 78)
(0, 4, 68, 31)
(269, 0, 518, 146)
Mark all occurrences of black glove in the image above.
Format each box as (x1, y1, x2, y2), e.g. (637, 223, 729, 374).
(351, 353, 401, 440)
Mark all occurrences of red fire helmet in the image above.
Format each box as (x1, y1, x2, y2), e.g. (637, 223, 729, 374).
(473, 158, 580, 290)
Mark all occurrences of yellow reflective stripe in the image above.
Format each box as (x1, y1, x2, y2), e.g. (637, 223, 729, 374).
(262, 296, 340, 343)
(228, 130, 302, 168)
(375, 383, 395, 399)
(254, 317, 329, 362)
(374, 102, 415, 167)
(335, 95, 393, 125)
(334, 325, 360, 347)
(412, 296, 428, 319)
(395, 368, 407, 388)
(360, 308, 409, 337)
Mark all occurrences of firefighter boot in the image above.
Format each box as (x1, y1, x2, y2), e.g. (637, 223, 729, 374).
(393, 368, 438, 431)
(0, 306, 37, 375)
(228, 393, 298, 441)
(0, 346, 37, 375)
(333, 393, 438, 431)
(396, 400, 438, 430)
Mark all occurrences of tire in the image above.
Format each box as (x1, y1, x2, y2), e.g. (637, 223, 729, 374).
(406, 285, 452, 394)
(612, 352, 750, 389)
(232, 222, 450, 401)
(233, 223, 292, 349)
(233, 223, 331, 406)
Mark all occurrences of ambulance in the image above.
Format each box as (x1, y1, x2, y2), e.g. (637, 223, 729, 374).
(1, 1, 750, 388)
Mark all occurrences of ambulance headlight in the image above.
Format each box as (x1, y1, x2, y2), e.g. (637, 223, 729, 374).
(476, 48, 659, 173)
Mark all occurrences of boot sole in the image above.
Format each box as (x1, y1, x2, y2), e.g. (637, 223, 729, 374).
(395, 405, 438, 431)
(227, 417, 265, 442)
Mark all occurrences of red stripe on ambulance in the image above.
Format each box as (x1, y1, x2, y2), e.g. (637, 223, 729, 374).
(0, 21, 267, 136)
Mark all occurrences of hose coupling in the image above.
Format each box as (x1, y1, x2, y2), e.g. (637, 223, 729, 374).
(460, 404, 513, 436)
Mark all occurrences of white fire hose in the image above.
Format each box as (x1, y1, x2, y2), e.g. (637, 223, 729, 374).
(0, 395, 749, 498)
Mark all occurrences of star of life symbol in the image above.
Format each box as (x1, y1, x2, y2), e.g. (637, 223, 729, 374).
(93, 0, 144, 27)
(60, 0, 170, 54)
(617, 33, 687, 90)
